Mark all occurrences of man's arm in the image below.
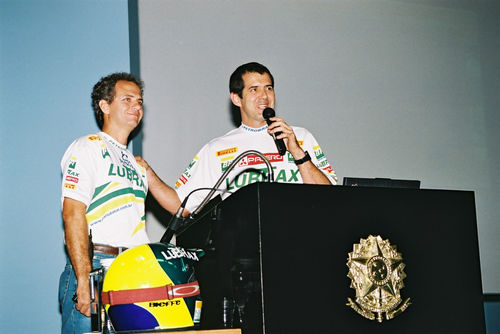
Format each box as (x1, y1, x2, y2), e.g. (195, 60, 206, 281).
(290, 150, 332, 185)
(267, 117, 332, 185)
(135, 157, 182, 215)
(62, 197, 92, 317)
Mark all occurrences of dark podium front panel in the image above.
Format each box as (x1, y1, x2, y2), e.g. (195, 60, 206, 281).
(177, 183, 485, 333)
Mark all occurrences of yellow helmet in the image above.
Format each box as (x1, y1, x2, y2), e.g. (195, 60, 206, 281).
(101, 243, 204, 331)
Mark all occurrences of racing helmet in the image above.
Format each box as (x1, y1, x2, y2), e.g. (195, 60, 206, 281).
(102, 243, 204, 331)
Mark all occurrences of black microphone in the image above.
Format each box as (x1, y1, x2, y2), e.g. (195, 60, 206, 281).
(160, 197, 188, 244)
(263, 107, 287, 156)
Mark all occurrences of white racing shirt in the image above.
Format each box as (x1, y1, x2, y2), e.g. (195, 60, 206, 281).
(61, 132, 150, 248)
(175, 124, 337, 212)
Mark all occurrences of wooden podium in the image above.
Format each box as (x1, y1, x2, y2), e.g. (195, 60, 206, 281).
(178, 183, 485, 333)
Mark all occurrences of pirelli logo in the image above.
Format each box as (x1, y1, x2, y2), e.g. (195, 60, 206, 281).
(87, 135, 101, 141)
(64, 183, 76, 190)
(216, 147, 238, 157)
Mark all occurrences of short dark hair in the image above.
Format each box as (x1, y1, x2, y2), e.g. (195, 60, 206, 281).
(229, 62, 274, 98)
(91, 72, 144, 129)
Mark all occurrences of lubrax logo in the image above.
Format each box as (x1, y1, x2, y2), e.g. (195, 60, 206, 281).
(225, 167, 300, 190)
(161, 248, 200, 261)
(149, 300, 181, 307)
(108, 163, 144, 188)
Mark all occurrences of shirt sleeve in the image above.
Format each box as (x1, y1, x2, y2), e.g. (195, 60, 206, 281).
(60, 137, 97, 208)
(301, 129, 338, 185)
(175, 143, 217, 212)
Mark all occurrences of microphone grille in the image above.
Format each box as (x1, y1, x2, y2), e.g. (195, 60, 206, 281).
(263, 107, 275, 120)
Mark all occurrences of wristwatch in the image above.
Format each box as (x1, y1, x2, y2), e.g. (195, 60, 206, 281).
(294, 151, 311, 165)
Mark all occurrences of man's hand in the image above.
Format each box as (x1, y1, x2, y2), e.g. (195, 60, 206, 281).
(266, 117, 332, 185)
(75, 277, 92, 317)
(135, 155, 150, 171)
(266, 116, 303, 158)
(135, 156, 182, 215)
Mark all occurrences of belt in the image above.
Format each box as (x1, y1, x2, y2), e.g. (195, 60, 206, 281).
(93, 243, 128, 256)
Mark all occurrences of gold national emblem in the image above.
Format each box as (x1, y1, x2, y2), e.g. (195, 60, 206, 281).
(346, 235, 411, 322)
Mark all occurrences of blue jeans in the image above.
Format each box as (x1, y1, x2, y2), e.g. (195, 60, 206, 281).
(59, 252, 115, 334)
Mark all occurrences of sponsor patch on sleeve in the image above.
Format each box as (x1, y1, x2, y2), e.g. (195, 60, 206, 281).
(87, 135, 101, 141)
(313, 145, 325, 160)
(322, 165, 334, 174)
(65, 176, 79, 183)
(175, 174, 189, 189)
(64, 183, 76, 190)
(68, 157, 77, 169)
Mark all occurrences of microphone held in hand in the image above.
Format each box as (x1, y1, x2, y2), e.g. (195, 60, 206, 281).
(263, 107, 287, 156)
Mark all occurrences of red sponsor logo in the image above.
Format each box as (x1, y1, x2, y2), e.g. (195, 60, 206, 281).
(65, 176, 79, 183)
(238, 153, 283, 167)
(178, 175, 188, 185)
(322, 165, 334, 174)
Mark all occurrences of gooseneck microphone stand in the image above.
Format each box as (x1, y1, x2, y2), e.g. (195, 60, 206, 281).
(193, 150, 274, 217)
(160, 150, 274, 242)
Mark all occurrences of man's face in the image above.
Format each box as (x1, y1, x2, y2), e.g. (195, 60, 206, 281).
(101, 80, 143, 131)
(231, 72, 275, 127)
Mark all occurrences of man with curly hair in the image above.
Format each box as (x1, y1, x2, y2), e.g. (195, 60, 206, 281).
(59, 73, 180, 333)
